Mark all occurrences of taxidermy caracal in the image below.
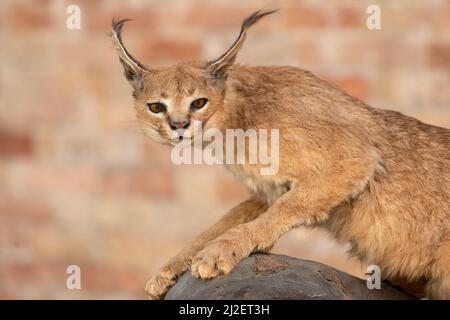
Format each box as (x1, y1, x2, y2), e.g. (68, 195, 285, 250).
(111, 10, 450, 299)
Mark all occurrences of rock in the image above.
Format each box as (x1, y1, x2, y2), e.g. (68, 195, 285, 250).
(165, 253, 415, 300)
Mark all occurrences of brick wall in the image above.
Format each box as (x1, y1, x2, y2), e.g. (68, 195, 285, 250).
(0, 0, 449, 299)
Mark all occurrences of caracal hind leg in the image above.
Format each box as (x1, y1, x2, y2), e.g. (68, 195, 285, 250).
(427, 230, 450, 299)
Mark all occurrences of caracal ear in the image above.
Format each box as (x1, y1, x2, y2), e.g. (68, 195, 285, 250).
(110, 19, 151, 91)
(207, 9, 278, 83)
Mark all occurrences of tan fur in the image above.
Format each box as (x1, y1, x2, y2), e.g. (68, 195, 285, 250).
(111, 11, 450, 300)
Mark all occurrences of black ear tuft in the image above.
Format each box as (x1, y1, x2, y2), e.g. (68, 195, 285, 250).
(241, 9, 279, 30)
(208, 9, 278, 82)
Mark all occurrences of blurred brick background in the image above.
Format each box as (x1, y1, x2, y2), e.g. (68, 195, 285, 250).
(0, 0, 449, 299)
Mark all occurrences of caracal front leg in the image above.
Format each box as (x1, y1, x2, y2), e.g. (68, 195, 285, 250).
(191, 188, 305, 279)
(145, 196, 268, 299)
(192, 165, 375, 279)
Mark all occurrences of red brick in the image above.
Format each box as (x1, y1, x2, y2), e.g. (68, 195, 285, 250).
(0, 197, 52, 224)
(285, 5, 330, 28)
(83, 4, 160, 34)
(81, 263, 148, 294)
(0, 131, 32, 157)
(428, 43, 450, 71)
(215, 176, 249, 204)
(101, 169, 176, 199)
(334, 37, 421, 68)
(338, 7, 364, 28)
(20, 165, 102, 194)
(326, 76, 370, 101)
(139, 39, 202, 61)
(0, 263, 41, 281)
(183, 6, 254, 31)
(5, 2, 53, 32)
(297, 40, 323, 65)
(140, 141, 171, 166)
(429, 5, 450, 31)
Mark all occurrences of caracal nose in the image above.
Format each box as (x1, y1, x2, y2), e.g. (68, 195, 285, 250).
(169, 119, 190, 130)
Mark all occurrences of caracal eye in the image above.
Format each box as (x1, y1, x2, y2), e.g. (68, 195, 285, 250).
(147, 102, 166, 114)
(190, 98, 208, 110)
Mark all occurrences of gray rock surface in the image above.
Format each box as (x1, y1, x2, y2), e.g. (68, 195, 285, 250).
(165, 253, 415, 300)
